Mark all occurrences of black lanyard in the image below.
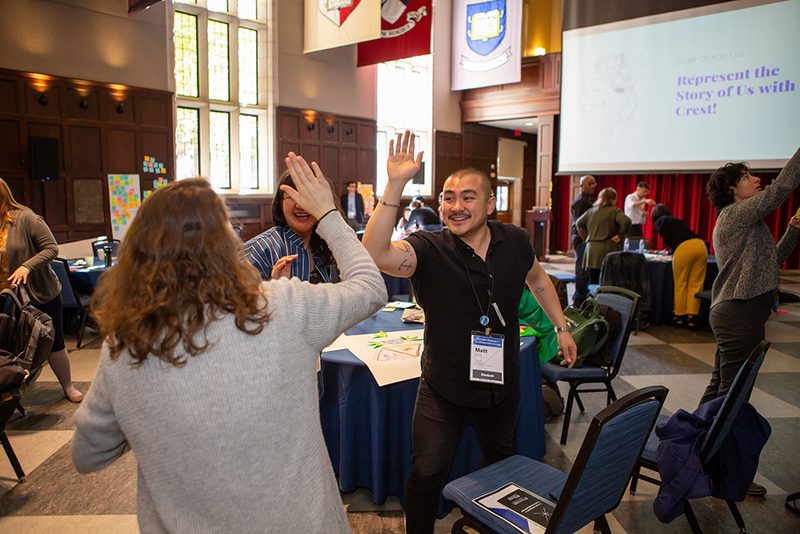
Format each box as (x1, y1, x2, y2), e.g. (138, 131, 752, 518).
(460, 250, 495, 334)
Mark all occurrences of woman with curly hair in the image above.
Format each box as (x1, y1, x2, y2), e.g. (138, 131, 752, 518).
(72, 156, 386, 533)
(702, 148, 800, 407)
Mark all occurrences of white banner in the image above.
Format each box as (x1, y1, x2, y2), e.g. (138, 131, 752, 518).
(304, 0, 382, 53)
(451, 0, 522, 91)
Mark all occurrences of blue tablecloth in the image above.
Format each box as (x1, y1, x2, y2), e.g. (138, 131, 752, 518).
(69, 265, 109, 294)
(319, 309, 545, 516)
(647, 258, 718, 325)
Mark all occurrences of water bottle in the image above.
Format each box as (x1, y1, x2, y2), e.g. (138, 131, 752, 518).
(103, 245, 113, 267)
(623, 238, 630, 252)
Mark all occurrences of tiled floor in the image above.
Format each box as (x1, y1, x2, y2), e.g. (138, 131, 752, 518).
(2, 257, 799, 532)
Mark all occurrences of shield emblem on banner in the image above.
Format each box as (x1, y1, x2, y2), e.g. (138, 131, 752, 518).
(320, 0, 361, 27)
(466, 0, 506, 56)
(381, 0, 409, 24)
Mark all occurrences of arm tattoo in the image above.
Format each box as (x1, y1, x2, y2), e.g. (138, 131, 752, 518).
(397, 241, 412, 253)
(533, 284, 546, 295)
(399, 259, 413, 271)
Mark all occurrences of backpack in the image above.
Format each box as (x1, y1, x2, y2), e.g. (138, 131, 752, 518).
(0, 287, 55, 386)
(585, 303, 622, 367)
(560, 297, 610, 367)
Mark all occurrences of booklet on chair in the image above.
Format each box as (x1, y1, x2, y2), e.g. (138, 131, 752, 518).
(473, 483, 555, 533)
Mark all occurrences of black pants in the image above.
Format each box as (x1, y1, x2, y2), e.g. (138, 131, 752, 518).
(701, 292, 773, 405)
(405, 379, 520, 534)
(628, 223, 644, 239)
(573, 240, 590, 304)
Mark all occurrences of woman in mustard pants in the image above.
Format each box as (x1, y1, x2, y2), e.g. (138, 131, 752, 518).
(651, 204, 708, 328)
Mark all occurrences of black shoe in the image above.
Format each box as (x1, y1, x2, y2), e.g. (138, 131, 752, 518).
(671, 315, 686, 327)
(686, 315, 699, 330)
(748, 482, 767, 496)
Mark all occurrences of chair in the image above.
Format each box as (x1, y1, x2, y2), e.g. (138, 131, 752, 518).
(0, 389, 25, 482)
(541, 286, 640, 445)
(52, 258, 95, 349)
(629, 340, 770, 533)
(90, 237, 120, 261)
(598, 251, 650, 331)
(443, 386, 668, 534)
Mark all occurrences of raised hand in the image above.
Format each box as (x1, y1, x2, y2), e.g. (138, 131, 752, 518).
(386, 130, 424, 186)
(282, 153, 337, 221)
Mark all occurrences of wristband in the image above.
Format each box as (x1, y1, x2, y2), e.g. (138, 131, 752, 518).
(554, 325, 571, 333)
(381, 199, 401, 208)
(319, 208, 339, 221)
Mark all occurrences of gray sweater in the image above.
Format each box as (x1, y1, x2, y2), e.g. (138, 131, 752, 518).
(71, 214, 387, 533)
(6, 209, 61, 304)
(711, 147, 800, 307)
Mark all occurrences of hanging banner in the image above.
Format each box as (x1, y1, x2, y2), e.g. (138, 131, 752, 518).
(107, 174, 141, 240)
(304, 0, 382, 53)
(357, 0, 432, 67)
(451, 0, 522, 91)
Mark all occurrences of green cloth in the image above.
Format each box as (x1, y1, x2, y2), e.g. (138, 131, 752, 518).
(518, 288, 559, 363)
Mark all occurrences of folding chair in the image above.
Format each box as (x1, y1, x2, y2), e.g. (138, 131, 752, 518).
(444, 386, 668, 533)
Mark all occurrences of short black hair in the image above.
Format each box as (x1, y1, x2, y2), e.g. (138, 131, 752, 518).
(636, 182, 650, 190)
(707, 162, 749, 210)
(346, 181, 357, 187)
(650, 203, 671, 224)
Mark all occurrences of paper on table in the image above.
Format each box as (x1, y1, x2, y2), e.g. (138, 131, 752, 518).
(386, 301, 417, 309)
(322, 333, 349, 352)
(324, 329, 425, 386)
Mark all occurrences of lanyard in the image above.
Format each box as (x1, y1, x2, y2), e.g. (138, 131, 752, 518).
(460, 250, 495, 334)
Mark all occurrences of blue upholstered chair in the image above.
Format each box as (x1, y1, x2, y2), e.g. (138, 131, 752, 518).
(443, 385, 668, 534)
(541, 286, 640, 444)
(629, 340, 770, 534)
(52, 258, 95, 349)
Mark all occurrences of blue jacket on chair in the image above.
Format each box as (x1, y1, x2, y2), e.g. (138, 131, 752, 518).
(653, 396, 771, 523)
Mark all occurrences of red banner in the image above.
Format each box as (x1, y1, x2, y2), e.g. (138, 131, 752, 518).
(357, 0, 432, 67)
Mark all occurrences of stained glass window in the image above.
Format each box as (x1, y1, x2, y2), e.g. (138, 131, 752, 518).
(208, 0, 228, 13)
(238, 0, 257, 19)
(238, 27, 258, 105)
(174, 12, 199, 97)
(208, 20, 230, 101)
(240, 114, 259, 189)
(210, 111, 231, 189)
(176, 107, 200, 180)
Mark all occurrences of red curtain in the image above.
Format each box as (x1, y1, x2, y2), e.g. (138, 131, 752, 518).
(551, 171, 800, 269)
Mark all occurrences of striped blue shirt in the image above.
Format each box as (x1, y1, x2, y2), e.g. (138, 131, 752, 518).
(243, 226, 336, 283)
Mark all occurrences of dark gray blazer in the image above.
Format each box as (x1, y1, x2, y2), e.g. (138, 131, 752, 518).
(6, 209, 61, 305)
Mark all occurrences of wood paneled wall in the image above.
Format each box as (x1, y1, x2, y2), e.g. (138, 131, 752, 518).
(462, 123, 537, 213)
(432, 130, 463, 211)
(276, 106, 377, 199)
(0, 68, 173, 243)
(461, 54, 561, 123)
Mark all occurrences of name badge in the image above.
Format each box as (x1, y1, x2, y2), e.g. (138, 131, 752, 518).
(470, 331, 505, 385)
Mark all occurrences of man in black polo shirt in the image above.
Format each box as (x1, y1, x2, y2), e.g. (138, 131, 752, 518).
(363, 131, 577, 534)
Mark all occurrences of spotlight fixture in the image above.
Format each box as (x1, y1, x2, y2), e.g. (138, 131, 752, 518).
(307, 122, 315, 131)
(116, 102, 125, 114)
(79, 98, 89, 109)
(38, 93, 48, 106)
(345, 128, 354, 137)
(327, 125, 335, 134)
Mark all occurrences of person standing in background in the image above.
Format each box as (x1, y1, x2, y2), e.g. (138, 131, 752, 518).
(576, 187, 632, 284)
(340, 181, 365, 230)
(571, 175, 597, 305)
(0, 177, 82, 402)
(650, 204, 707, 329)
(624, 182, 656, 239)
